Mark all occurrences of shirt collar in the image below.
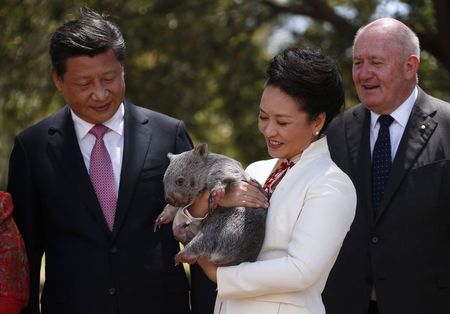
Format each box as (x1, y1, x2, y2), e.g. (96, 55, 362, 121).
(71, 103, 125, 140)
(370, 86, 417, 128)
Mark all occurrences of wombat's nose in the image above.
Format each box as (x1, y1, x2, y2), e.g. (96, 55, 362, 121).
(165, 195, 175, 205)
(165, 192, 185, 207)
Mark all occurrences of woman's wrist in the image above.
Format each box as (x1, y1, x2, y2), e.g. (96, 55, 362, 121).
(185, 189, 209, 218)
(197, 257, 218, 283)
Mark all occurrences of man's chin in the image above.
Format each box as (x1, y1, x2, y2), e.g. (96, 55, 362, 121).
(357, 95, 380, 108)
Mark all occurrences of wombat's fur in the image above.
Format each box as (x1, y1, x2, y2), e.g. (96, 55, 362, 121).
(157, 143, 267, 266)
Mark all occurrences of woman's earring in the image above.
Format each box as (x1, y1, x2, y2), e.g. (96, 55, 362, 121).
(314, 131, 319, 136)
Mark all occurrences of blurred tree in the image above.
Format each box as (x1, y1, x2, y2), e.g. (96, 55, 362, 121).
(118, 0, 271, 163)
(0, 0, 65, 190)
(0, 0, 449, 189)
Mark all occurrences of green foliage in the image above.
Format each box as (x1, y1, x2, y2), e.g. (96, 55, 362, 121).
(118, 0, 271, 162)
(0, 0, 63, 188)
(1, 0, 449, 189)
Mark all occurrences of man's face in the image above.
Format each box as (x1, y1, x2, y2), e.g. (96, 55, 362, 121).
(52, 49, 125, 124)
(352, 27, 415, 114)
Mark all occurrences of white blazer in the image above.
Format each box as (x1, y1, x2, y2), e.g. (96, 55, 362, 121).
(215, 137, 356, 314)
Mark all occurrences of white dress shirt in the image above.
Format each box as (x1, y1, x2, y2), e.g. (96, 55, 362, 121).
(71, 104, 125, 196)
(370, 87, 418, 160)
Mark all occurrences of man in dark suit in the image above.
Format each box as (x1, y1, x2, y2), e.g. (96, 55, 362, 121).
(323, 17, 450, 314)
(7, 7, 216, 314)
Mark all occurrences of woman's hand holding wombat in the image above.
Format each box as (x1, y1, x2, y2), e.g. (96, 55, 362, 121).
(188, 181, 268, 217)
(218, 180, 269, 209)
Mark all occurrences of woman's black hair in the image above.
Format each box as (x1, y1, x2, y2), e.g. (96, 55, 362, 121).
(265, 47, 345, 133)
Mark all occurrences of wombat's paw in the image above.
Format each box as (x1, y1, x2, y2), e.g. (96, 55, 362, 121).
(173, 223, 189, 243)
(153, 205, 178, 232)
(208, 187, 225, 210)
(153, 213, 171, 232)
(175, 251, 198, 265)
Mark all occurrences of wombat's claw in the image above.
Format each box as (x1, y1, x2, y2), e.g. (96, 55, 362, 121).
(153, 213, 173, 232)
(153, 216, 164, 232)
(153, 218, 161, 232)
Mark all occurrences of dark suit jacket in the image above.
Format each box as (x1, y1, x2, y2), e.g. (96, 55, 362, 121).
(323, 88, 450, 314)
(8, 100, 216, 314)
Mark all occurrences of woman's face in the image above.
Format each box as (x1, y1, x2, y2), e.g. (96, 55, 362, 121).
(258, 85, 323, 160)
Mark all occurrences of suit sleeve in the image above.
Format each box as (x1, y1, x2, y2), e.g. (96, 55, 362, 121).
(8, 136, 43, 314)
(174, 120, 193, 153)
(216, 171, 356, 299)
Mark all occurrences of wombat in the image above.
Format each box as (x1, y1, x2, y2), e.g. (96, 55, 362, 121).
(155, 143, 267, 266)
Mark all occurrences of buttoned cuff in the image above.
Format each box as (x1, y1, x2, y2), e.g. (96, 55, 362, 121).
(178, 204, 208, 226)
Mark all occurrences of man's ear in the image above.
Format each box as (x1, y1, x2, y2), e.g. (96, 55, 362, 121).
(51, 69, 63, 92)
(405, 55, 420, 81)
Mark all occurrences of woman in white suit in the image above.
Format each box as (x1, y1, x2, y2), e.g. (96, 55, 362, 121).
(188, 48, 356, 314)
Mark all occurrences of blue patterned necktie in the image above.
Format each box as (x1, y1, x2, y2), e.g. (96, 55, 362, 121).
(372, 115, 394, 214)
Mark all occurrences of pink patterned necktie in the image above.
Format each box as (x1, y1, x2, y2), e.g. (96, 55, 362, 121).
(263, 160, 295, 198)
(89, 124, 116, 231)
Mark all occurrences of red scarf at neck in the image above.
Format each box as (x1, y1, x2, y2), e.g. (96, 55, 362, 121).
(263, 160, 295, 198)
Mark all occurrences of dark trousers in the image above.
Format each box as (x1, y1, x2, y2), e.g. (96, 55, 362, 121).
(368, 301, 379, 314)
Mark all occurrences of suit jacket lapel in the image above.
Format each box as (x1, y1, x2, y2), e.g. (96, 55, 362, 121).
(346, 106, 369, 168)
(376, 89, 437, 221)
(47, 107, 112, 235)
(112, 101, 152, 239)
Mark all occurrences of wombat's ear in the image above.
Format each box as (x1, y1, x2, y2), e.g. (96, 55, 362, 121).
(167, 152, 174, 161)
(194, 143, 209, 158)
